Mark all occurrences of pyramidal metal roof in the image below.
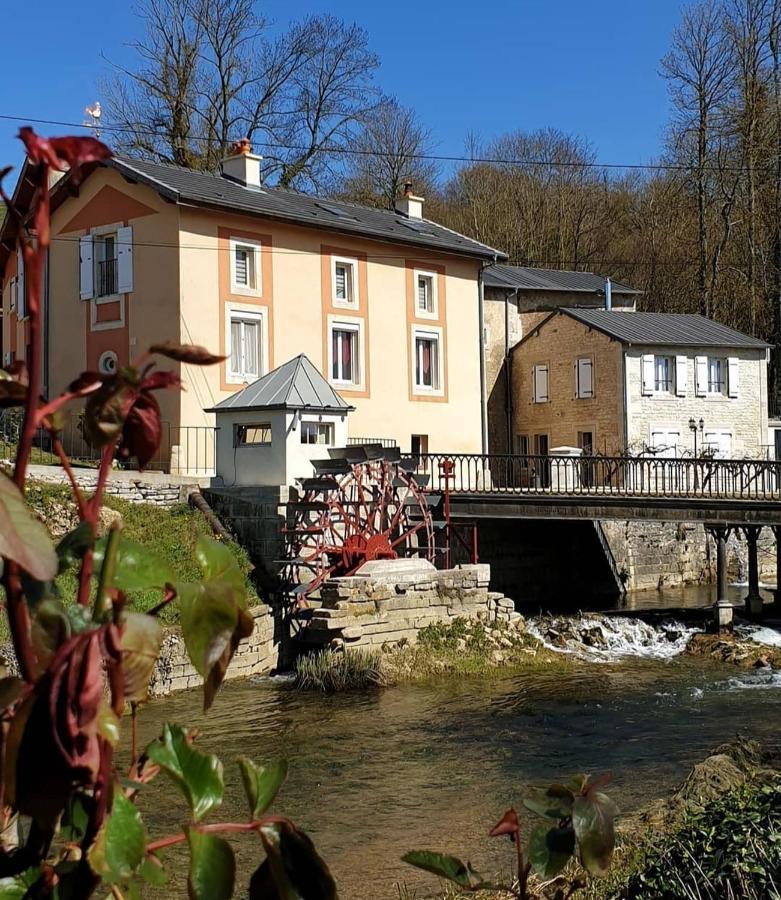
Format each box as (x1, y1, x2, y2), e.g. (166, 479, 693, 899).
(207, 354, 353, 413)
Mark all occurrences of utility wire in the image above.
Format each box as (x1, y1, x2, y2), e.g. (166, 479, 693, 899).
(0, 112, 778, 176)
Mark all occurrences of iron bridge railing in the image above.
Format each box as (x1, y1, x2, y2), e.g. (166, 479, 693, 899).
(0, 409, 218, 476)
(415, 452, 781, 502)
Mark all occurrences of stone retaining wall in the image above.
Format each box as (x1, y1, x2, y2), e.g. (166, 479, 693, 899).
(18, 464, 208, 506)
(601, 520, 777, 591)
(148, 604, 278, 697)
(302, 560, 517, 650)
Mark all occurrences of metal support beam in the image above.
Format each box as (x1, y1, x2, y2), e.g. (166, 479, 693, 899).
(743, 525, 764, 618)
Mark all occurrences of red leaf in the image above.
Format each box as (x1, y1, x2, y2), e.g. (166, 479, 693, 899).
(489, 807, 520, 838)
(120, 391, 162, 469)
(150, 342, 227, 366)
(141, 371, 183, 392)
(68, 371, 105, 393)
(584, 773, 613, 797)
(19, 128, 112, 173)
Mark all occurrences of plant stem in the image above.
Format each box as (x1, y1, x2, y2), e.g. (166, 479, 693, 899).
(51, 435, 87, 518)
(76, 442, 117, 607)
(93, 523, 121, 620)
(146, 816, 293, 854)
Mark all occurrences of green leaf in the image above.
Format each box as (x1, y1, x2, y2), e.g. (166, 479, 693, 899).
(87, 790, 147, 884)
(61, 793, 91, 844)
(523, 785, 574, 821)
(94, 535, 175, 592)
(140, 854, 167, 887)
(238, 757, 288, 819)
(0, 474, 58, 581)
(572, 792, 618, 876)
(176, 536, 252, 711)
(0, 868, 41, 899)
(186, 828, 235, 900)
(56, 522, 94, 573)
(256, 821, 338, 900)
(145, 724, 223, 822)
(528, 823, 576, 880)
(30, 598, 71, 667)
(121, 611, 163, 702)
(401, 850, 485, 890)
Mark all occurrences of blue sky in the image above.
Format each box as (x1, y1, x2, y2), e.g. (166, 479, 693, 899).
(0, 0, 681, 177)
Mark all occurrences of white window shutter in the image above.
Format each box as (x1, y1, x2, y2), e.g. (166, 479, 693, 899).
(534, 365, 549, 402)
(675, 355, 687, 396)
(577, 358, 593, 398)
(79, 235, 94, 300)
(641, 354, 654, 395)
(16, 246, 25, 318)
(117, 226, 134, 294)
(727, 357, 739, 397)
(695, 355, 708, 396)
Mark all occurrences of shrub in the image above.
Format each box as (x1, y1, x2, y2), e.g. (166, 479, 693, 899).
(294, 648, 386, 692)
(620, 777, 781, 900)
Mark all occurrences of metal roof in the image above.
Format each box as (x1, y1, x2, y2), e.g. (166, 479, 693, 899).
(484, 264, 641, 294)
(207, 354, 353, 413)
(562, 308, 769, 349)
(104, 157, 506, 261)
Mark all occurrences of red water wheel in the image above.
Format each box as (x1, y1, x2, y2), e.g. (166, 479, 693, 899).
(282, 448, 434, 603)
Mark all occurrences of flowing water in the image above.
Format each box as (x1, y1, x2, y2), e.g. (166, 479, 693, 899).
(136, 609, 781, 899)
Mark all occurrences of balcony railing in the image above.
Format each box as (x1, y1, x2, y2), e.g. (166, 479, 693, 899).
(415, 452, 781, 502)
(0, 410, 217, 476)
(97, 258, 118, 297)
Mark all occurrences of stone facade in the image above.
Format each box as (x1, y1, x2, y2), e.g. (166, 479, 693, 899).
(148, 604, 277, 696)
(485, 286, 634, 453)
(302, 560, 518, 649)
(601, 520, 777, 591)
(624, 347, 768, 457)
(510, 313, 624, 453)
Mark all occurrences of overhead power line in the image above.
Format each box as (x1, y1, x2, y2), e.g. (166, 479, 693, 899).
(0, 112, 777, 176)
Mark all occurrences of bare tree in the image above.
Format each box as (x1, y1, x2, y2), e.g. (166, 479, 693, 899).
(661, 0, 734, 315)
(103, 1, 380, 189)
(330, 98, 439, 208)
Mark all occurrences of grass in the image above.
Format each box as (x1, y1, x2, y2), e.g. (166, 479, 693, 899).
(0, 482, 258, 637)
(294, 648, 387, 692)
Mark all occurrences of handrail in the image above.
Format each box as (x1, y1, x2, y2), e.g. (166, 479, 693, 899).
(413, 452, 781, 502)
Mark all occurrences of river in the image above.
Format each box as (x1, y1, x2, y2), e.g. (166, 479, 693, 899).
(134, 626, 781, 899)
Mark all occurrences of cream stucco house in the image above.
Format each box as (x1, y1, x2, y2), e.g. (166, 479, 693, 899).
(0, 146, 504, 472)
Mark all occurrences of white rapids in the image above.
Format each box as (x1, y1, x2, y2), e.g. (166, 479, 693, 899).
(526, 613, 700, 662)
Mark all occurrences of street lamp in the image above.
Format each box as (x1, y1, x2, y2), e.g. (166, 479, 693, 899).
(689, 417, 705, 456)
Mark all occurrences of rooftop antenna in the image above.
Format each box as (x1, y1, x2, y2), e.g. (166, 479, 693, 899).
(83, 102, 102, 137)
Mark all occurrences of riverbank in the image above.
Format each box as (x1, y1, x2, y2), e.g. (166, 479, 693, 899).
(424, 737, 781, 900)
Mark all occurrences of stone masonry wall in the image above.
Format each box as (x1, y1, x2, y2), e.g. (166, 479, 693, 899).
(303, 561, 518, 650)
(148, 605, 277, 697)
(15, 464, 208, 506)
(601, 520, 777, 591)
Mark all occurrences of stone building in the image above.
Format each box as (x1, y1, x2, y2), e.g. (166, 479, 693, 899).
(510, 308, 769, 458)
(483, 265, 640, 452)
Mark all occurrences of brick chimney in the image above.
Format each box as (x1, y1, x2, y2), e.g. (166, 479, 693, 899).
(394, 180, 424, 219)
(221, 138, 263, 189)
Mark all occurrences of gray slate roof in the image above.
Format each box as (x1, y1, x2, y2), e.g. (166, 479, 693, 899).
(562, 308, 768, 349)
(106, 157, 505, 261)
(484, 264, 641, 294)
(207, 354, 353, 413)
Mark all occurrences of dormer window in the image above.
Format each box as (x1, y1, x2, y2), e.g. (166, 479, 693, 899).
(230, 237, 261, 295)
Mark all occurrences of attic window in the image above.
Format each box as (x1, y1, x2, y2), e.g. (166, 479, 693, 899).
(315, 202, 357, 221)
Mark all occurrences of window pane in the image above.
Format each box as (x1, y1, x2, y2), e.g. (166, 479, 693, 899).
(335, 265, 347, 299)
(416, 337, 437, 388)
(235, 247, 248, 285)
(230, 320, 241, 375)
(243, 321, 258, 376)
